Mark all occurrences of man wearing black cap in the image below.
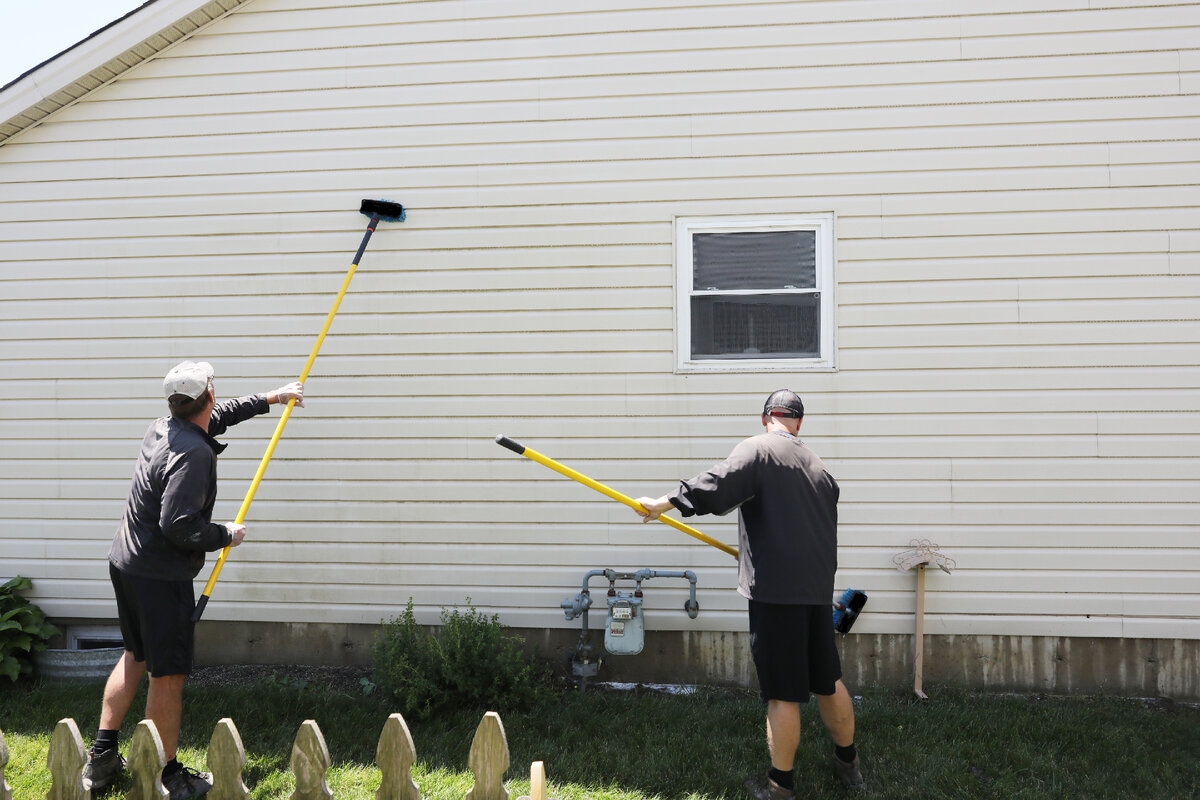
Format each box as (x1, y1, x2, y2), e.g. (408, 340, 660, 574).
(633, 390, 864, 795)
(82, 361, 303, 799)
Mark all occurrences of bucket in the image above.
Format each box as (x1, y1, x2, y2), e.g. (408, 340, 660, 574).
(35, 647, 125, 682)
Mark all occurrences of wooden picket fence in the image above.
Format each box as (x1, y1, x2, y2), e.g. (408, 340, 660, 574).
(0, 711, 552, 800)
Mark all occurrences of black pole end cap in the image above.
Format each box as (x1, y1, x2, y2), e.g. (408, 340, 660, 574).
(191, 595, 210, 622)
(495, 435, 525, 454)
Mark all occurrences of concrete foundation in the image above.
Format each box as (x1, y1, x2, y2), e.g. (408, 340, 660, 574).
(182, 621, 1200, 701)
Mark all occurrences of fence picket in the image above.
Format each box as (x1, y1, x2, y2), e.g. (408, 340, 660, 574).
(290, 720, 332, 800)
(126, 720, 168, 800)
(376, 713, 419, 800)
(530, 761, 546, 800)
(517, 761, 547, 800)
(466, 712, 509, 800)
(11, 710, 535, 800)
(208, 718, 249, 800)
(1, 725, 11, 800)
(47, 718, 88, 800)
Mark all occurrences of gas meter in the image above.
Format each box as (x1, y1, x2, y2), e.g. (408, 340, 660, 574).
(605, 593, 645, 655)
(561, 568, 701, 687)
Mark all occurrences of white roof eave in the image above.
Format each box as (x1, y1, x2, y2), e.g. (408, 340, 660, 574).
(0, 0, 252, 144)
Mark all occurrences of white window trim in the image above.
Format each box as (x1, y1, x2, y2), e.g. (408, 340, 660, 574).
(674, 213, 837, 373)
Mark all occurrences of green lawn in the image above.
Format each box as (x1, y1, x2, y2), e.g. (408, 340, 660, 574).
(2, 676, 1197, 799)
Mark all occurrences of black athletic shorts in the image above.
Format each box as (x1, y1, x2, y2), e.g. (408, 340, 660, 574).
(109, 562, 196, 677)
(748, 599, 842, 703)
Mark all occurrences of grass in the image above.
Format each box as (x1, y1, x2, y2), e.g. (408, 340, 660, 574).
(2, 675, 1198, 799)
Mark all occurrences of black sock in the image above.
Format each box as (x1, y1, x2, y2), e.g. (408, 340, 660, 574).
(835, 743, 857, 764)
(162, 758, 182, 777)
(92, 729, 119, 754)
(768, 767, 794, 790)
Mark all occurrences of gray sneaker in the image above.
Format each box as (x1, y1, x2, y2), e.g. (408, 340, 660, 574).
(833, 754, 865, 791)
(743, 776, 795, 800)
(82, 748, 126, 791)
(162, 765, 213, 800)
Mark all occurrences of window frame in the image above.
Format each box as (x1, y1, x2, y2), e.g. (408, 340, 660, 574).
(673, 213, 837, 373)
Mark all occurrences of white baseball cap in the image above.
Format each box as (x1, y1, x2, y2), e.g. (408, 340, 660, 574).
(163, 361, 214, 400)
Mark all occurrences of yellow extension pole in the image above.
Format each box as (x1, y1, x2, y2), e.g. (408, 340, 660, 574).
(193, 201, 404, 621)
(494, 435, 739, 559)
(192, 265, 356, 620)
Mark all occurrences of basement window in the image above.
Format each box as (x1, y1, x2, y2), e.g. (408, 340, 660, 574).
(65, 625, 123, 649)
(674, 214, 835, 372)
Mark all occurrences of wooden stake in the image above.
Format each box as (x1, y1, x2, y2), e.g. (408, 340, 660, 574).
(914, 563, 928, 700)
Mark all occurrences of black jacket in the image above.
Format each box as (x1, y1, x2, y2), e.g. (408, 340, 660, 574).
(668, 431, 839, 604)
(109, 395, 270, 581)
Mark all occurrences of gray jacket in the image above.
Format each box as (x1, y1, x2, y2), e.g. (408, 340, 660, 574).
(109, 395, 270, 581)
(667, 431, 839, 604)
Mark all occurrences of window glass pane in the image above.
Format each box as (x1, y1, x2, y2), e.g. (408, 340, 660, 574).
(692, 231, 816, 290)
(690, 294, 820, 359)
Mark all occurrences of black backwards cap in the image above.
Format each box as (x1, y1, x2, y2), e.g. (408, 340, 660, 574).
(763, 389, 804, 419)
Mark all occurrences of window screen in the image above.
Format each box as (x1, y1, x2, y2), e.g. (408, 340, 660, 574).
(691, 294, 820, 359)
(692, 231, 816, 290)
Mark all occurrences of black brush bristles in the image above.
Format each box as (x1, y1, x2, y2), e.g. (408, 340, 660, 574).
(359, 198, 406, 222)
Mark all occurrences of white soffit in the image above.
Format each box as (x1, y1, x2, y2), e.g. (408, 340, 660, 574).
(0, 0, 253, 144)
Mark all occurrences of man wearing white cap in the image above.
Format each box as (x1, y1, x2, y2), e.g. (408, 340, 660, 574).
(82, 361, 303, 799)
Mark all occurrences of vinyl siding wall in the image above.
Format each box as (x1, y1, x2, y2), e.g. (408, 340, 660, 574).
(1, 0, 1197, 641)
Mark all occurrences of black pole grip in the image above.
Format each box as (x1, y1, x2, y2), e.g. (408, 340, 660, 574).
(494, 435, 525, 455)
(191, 595, 210, 623)
(352, 222, 377, 265)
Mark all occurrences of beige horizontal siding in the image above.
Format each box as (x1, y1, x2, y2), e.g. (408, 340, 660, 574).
(1, 0, 1197, 639)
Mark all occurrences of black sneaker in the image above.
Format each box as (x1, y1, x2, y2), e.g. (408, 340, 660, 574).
(743, 776, 795, 800)
(832, 754, 866, 791)
(162, 765, 213, 800)
(82, 748, 126, 791)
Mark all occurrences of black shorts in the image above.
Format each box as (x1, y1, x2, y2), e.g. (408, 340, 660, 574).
(109, 562, 196, 677)
(748, 599, 842, 703)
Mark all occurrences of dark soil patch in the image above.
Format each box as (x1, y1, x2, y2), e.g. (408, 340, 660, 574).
(189, 663, 371, 693)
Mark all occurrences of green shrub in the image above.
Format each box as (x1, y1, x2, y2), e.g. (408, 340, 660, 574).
(0, 575, 60, 682)
(371, 598, 553, 719)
